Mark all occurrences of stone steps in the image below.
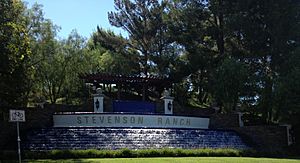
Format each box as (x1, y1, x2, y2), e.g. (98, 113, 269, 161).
(23, 128, 248, 150)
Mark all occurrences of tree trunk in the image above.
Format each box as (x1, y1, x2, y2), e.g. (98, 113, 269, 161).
(262, 76, 273, 124)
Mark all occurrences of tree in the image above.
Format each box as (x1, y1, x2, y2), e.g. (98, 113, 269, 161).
(22, 3, 90, 104)
(36, 30, 63, 104)
(226, 0, 300, 123)
(167, 0, 218, 105)
(91, 27, 140, 75)
(0, 0, 31, 108)
(108, 0, 172, 76)
(212, 58, 248, 113)
(22, 2, 61, 104)
(60, 30, 90, 104)
(274, 47, 300, 123)
(36, 29, 89, 104)
(167, 0, 300, 119)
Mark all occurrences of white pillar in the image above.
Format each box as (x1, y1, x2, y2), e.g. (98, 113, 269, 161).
(237, 112, 244, 127)
(281, 124, 293, 146)
(161, 89, 174, 115)
(93, 88, 104, 113)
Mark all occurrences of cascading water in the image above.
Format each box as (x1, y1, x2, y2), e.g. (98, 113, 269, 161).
(23, 128, 248, 150)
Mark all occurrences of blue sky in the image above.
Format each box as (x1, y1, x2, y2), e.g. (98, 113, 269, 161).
(24, 0, 127, 39)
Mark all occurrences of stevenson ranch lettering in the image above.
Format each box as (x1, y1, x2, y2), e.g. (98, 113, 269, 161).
(53, 114, 209, 129)
(77, 116, 145, 125)
(76, 115, 191, 126)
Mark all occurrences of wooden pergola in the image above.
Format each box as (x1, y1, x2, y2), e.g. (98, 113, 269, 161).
(80, 73, 173, 101)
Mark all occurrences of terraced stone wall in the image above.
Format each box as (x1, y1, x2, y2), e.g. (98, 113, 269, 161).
(233, 126, 289, 152)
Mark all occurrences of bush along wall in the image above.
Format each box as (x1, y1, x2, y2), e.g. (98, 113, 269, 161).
(0, 148, 292, 160)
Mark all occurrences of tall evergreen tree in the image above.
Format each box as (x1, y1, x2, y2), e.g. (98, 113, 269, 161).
(226, 0, 300, 122)
(91, 27, 140, 75)
(108, 0, 174, 76)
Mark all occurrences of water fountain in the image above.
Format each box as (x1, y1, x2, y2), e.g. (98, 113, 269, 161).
(23, 74, 249, 150)
(24, 128, 248, 150)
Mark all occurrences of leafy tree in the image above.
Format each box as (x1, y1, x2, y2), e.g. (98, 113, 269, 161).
(22, 2, 61, 104)
(60, 30, 90, 104)
(274, 48, 300, 124)
(35, 29, 90, 104)
(273, 48, 300, 151)
(0, 0, 31, 108)
(166, 0, 218, 105)
(22, 3, 89, 104)
(212, 58, 248, 113)
(36, 33, 63, 104)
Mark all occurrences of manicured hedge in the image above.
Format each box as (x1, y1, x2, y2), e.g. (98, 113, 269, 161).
(0, 148, 253, 160)
(0, 148, 281, 160)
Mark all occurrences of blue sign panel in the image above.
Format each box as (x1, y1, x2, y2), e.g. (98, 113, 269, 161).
(113, 100, 155, 113)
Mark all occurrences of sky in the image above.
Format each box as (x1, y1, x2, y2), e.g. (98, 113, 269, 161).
(23, 0, 127, 39)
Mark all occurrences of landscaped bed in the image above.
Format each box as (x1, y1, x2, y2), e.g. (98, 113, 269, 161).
(2, 157, 300, 163)
(0, 148, 293, 160)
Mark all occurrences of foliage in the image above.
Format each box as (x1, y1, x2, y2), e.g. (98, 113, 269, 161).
(212, 58, 249, 113)
(0, 0, 32, 109)
(3, 157, 300, 163)
(166, 0, 223, 105)
(0, 0, 299, 139)
(0, 148, 260, 160)
(2, 148, 295, 160)
(20, 3, 91, 105)
(108, 0, 179, 76)
(90, 27, 140, 75)
(226, 0, 300, 123)
(273, 48, 300, 124)
(164, 0, 300, 123)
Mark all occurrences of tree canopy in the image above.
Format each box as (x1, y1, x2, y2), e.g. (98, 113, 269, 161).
(0, 0, 31, 107)
(0, 0, 299, 129)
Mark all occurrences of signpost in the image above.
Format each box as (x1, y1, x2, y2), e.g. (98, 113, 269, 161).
(9, 110, 25, 163)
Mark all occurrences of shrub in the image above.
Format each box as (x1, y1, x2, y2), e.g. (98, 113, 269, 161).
(1, 148, 285, 160)
(116, 148, 135, 158)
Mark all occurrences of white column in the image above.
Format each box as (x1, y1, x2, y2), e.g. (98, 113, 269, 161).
(281, 124, 293, 146)
(93, 88, 104, 113)
(161, 89, 174, 115)
(237, 112, 244, 127)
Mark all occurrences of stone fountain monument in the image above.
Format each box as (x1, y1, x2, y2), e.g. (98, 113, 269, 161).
(24, 73, 248, 150)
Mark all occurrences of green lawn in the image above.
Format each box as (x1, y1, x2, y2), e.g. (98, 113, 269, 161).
(3, 157, 298, 163)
